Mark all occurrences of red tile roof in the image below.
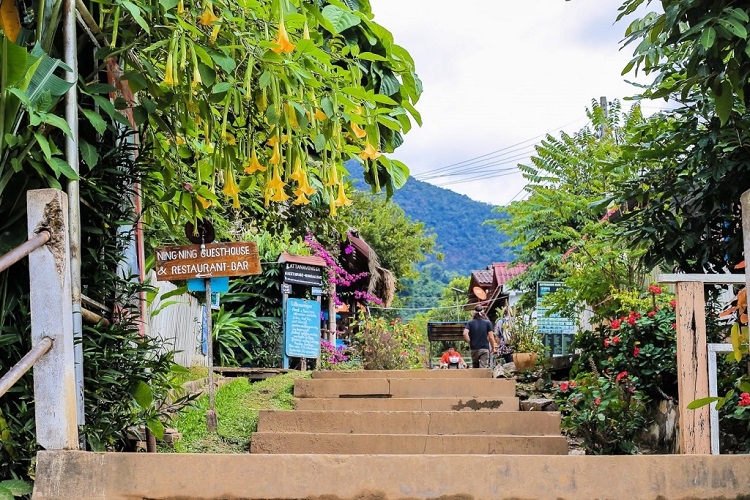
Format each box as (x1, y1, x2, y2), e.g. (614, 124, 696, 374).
(492, 262, 528, 287)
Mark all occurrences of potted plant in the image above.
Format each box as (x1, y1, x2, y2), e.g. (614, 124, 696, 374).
(505, 310, 545, 370)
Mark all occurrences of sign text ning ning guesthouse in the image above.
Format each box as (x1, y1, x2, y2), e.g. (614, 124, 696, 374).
(154, 241, 261, 281)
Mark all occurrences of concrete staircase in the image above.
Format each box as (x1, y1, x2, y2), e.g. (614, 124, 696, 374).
(31, 369, 750, 498)
(250, 369, 569, 455)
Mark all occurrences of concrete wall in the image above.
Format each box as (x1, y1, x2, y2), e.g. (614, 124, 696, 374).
(33, 451, 750, 500)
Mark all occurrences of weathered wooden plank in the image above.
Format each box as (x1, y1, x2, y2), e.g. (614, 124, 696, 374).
(675, 282, 711, 454)
(154, 241, 260, 281)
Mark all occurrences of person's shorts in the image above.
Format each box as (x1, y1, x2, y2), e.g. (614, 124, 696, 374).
(470, 349, 489, 368)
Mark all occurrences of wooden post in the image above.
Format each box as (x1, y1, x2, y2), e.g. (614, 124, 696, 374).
(27, 189, 79, 449)
(205, 278, 217, 432)
(675, 281, 711, 454)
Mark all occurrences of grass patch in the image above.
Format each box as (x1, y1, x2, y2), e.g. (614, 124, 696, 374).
(165, 372, 310, 453)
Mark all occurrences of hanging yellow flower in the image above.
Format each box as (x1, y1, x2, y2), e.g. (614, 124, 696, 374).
(292, 191, 311, 205)
(177, 0, 185, 14)
(335, 183, 352, 207)
(266, 167, 285, 191)
(163, 52, 175, 86)
(210, 24, 221, 44)
(197, 195, 212, 209)
(359, 141, 381, 160)
(271, 17, 296, 54)
(222, 169, 241, 208)
(289, 157, 304, 181)
(222, 131, 236, 145)
(192, 64, 202, 88)
(243, 149, 267, 174)
(286, 103, 299, 128)
(270, 188, 290, 202)
(264, 187, 273, 207)
(266, 134, 279, 147)
(351, 122, 366, 139)
(303, 22, 310, 40)
(198, 2, 220, 26)
(314, 108, 327, 121)
(269, 143, 282, 165)
(325, 164, 339, 187)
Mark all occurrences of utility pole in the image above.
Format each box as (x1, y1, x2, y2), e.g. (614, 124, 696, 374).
(598, 96, 608, 139)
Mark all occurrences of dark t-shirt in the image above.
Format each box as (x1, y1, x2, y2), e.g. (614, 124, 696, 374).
(465, 318, 494, 350)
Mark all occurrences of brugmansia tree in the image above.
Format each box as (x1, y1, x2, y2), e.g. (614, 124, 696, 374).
(95, 0, 422, 227)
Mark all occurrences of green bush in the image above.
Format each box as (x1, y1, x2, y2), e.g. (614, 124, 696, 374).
(353, 315, 426, 370)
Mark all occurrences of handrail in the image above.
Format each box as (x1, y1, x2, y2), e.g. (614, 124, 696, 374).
(0, 230, 51, 273)
(0, 336, 53, 398)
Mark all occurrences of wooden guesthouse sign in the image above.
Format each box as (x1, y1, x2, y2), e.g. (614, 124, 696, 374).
(154, 241, 261, 281)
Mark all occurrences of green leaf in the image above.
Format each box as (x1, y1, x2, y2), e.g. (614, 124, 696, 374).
(132, 380, 153, 409)
(718, 18, 747, 39)
(121, 1, 151, 34)
(0, 486, 13, 500)
(41, 113, 73, 137)
(740, 381, 750, 393)
(82, 108, 108, 135)
(0, 36, 28, 86)
(700, 27, 716, 50)
(686, 396, 720, 409)
(714, 80, 733, 126)
(322, 5, 361, 34)
(0, 479, 32, 495)
(46, 156, 79, 180)
(731, 322, 743, 361)
(357, 52, 387, 62)
(159, 0, 180, 9)
(34, 132, 52, 160)
(79, 138, 99, 167)
(210, 52, 236, 73)
(146, 418, 165, 440)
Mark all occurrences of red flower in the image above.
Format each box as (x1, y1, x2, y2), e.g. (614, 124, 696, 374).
(670, 300, 676, 308)
(633, 346, 640, 357)
(612, 336, 621, 345)
(573, 397, 580, 403)
(647, 311, 656, 318)
(616, 371, 628, 382)
(559, 382, 569, 392)
(610, 319, 621, 330)
(648, 285, 662, 294)
(570, 381, 577, 388)
(739, 393, 750, 407)
(604, 338, 611, 347)
(670, 323, 676, 330)
(627, 316, 636, 325)
(594, 397, 601, 405)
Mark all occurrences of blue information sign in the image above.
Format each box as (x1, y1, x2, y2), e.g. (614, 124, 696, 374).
(284, 298, 321, 358)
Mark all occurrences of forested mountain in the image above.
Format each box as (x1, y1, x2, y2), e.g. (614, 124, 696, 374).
(347, 160, 514, 277)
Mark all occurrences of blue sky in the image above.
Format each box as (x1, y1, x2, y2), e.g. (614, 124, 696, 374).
(371, 0, 664, 205)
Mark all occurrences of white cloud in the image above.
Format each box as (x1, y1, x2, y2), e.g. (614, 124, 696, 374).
(370, 0, 657, 205)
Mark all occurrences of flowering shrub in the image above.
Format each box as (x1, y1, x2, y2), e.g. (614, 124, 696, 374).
(572, 287, 678, 401)
(305, 233, 382, 306)
(353, 315, 427, 370)
(318, 340, 361, 371)
(554, 370, 649, 454)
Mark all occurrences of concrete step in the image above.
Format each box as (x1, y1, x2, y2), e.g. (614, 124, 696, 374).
(257, 410, 562, 435)
(33, 450, 750, 500)
(311, 369, 492, 379)
(250, 432, 569, 454)
(294, 377, 515, 398)
(294, 396, 519, 411)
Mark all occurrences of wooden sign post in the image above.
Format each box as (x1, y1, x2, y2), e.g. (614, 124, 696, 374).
(155, 241, 260, 432)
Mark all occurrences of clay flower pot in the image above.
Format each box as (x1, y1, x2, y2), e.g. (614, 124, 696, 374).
(512, 352, 538, 371)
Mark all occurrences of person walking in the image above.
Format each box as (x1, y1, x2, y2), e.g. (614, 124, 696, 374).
(463, 305, 497, 368)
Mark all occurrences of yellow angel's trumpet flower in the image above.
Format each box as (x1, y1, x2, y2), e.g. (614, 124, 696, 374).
(210, 24, 221, 44)
(325, 164, 339, 187)
(286, 103, 299, 128)
(292, 191, 311, 205)
(271, 17, 295, 54)
(296, 177, 316, 196)
(289, 157, 304, 181)
(303, 22, 310, 40)
(270, 188, 290, 202)
(244, 149, 267, 174)
(351, 122, 366, 139)
(192, 64, 202, 88)
(197, 195, 212, 209)
(264, 187, 273, 207)
(177, 0, 185, 14)
(198, 2, 220, 25)
(334, 183, 352, 207)
(163, 52, 175, 86)
(222, 169, 241, 208)
(266, 167, 285, 191)
(328, 194, 337, 216)
(359, 141, 381, 160)
(314, 108, 327, 120)
(269, 143, 281, 165)
(222, 131, 236, 145)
